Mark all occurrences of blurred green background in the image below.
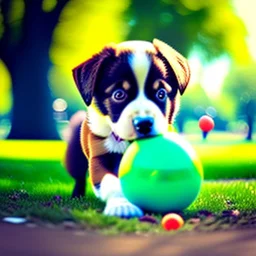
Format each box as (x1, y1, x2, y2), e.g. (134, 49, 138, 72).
(0, 0, 255, 141)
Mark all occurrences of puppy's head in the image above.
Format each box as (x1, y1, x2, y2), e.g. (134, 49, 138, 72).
(73, 39, 190, 140)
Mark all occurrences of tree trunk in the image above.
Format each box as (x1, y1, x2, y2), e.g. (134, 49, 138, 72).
(7, 48, 59, 140)
(246, 115, 253, 141)
(1, 0, 68, 140)
(245, 100, 254, 141)
(176, 116, 185, 133)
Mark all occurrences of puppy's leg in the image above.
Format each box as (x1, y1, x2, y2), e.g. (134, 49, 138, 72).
(95, 172, 143, 218)
(85, 131, 143, 218)
(65, 116, 88, 198)
(72, 177, 86, 198)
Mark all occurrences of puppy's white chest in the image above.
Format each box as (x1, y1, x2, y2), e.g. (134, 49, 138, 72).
(104, 133, 129, 154)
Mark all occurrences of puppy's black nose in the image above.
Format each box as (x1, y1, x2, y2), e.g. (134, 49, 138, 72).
(133, 117, 154, 136)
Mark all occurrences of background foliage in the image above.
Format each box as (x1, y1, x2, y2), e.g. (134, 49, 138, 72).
(0, 0, 255, 140)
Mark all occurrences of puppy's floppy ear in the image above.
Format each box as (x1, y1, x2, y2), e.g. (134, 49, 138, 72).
(153, 39, 190, 95)
(72, 45, 116, 106)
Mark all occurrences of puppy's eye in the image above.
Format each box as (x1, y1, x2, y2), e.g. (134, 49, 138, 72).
(112, 89, 127, 102)
(156, 88, 167, 101)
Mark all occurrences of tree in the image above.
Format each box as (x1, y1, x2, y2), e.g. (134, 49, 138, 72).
(0, 0, 129, 139)
(222, 64, 256, 140)
(126, 0, 251, 62)
(0, 0, 68, 139)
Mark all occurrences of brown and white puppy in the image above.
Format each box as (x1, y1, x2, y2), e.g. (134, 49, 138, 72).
(65, 39, 190, 218)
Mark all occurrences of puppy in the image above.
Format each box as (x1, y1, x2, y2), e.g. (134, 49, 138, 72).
(65, 39, 190, 218)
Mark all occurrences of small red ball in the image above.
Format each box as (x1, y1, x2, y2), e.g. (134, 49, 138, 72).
(161, 213, 184, 231)
(199, 115, 214, 132)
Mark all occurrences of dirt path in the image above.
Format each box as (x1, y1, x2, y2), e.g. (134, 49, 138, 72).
(0, 222, 255, 256)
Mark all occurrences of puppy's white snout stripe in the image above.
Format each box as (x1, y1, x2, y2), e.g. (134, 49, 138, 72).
(129, 52, 151, 90)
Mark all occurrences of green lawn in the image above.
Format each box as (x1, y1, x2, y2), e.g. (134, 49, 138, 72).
(0, 137, 255, 181)
(0, 178, 256, 234)
(0, 137, 256, 234)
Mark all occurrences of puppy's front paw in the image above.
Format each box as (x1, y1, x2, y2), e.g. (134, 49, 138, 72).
(104, 197, 143, 218)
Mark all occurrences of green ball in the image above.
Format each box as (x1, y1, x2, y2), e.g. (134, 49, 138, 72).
(119, 133, 203, 213)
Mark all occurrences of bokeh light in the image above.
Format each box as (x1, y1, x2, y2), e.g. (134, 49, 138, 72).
(206, 107, 217, 118)
(52, 98, 67, 113)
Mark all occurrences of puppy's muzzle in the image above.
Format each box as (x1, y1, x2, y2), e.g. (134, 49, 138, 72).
(133, 117, 154, 136)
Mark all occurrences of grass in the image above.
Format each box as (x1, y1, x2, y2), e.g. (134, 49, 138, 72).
(1, 136, 256, 181)
(194, 143, 256, 179)
(0, 135, 256, 234)
(0, 140, 71, 184)
(0, 179, 256, 234)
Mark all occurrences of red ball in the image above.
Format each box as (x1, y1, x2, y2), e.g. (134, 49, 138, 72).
(161, 213, 184, 231)
(199, 115, 214, 132)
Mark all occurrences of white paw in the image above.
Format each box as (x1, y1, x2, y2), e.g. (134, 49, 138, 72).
(104, 197, 143, 218)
